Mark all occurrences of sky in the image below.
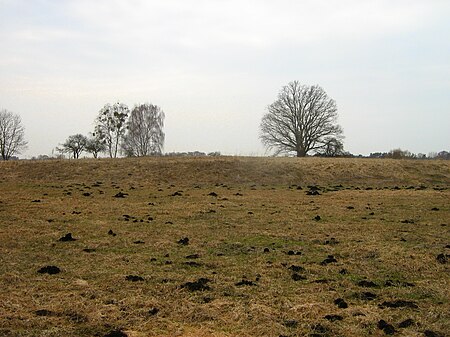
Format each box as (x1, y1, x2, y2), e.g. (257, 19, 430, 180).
(1, 0, 449, 158)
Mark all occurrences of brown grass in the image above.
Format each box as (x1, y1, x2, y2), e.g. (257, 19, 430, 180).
(0, 157, 449, 337)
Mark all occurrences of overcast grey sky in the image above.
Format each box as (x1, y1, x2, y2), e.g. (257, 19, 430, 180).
(1, 0, 449, 157)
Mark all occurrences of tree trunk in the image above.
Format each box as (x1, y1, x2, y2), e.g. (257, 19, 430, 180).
(296, 148, 307, 157)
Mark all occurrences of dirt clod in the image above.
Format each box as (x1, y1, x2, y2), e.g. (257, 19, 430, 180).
(35, 309, 56, 316)
(58, 233, 76, 242)
(311, 323, 329, 335)
(125, 275, 144, 282)
(148, 308, 159, 316)
(436, 253, 448, 264)
(291, 273, 307, 281)
(357, 280, 378, 288)
(380, 300, 418, 309)
(324, 237, 339, 245)
(306, 190, 321, 196)
(398, 318, 414, 328)
(181, 278, 211, 291)
(235, 279, 257, 286)
(334, 298, 348, 308)
(178, 237, 189, 245)
(378, 320, 396, 335)
(324, 314, 343, 322)
(359, 292, 377, 300)
(288, 265, 305, 273)
(321, 255, 337, 265)
(37, 266, 61, 275)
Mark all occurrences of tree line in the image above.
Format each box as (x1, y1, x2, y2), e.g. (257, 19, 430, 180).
(1, 81, 449, 160)
(57, 102, 165, 159)
(369, 149, 450, 160)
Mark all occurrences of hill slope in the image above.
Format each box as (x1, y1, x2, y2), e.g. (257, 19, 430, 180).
(2, 156, 450, 187)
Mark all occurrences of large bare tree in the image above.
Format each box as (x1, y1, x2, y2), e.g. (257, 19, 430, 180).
(94, 102, 129, 158)
(122, 103, 165, 157)
(260, 81, 343, 157)
(0, 109, 28, 160)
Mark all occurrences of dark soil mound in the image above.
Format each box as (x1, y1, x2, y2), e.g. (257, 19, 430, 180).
(324, 314, 343, 322)
(398, 319, 414, 328)
(37, 266, 61, 275)
(288, 265, 305, 273)
(125, 275, 144, 282)
(378, 320, 395, 335)
(178, 237, 189, 245)
(321, 255, 337, 265)
(181, 278, 211, 291)
(380, 300, 418, 309)
(58, 233, 76, 242)
(291, 273, 307, 281)
(235, 279, 257, 286)
(104, 330, 128, 337)
(357, 280, 378, 288)
(334, 298, 348, 308)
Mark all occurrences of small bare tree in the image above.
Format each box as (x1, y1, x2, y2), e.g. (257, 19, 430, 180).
(95, 102, 129, 158)
(260, 81, 343, 157)
(319, 137, 345, 157)
(59, 134, 88, 159)
(122, 103, 165, 157)
(0, 109, 28, 160)
(85, 134, 106, 159)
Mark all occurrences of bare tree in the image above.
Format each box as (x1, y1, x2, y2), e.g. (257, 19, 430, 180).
(95, 102, 129, 158)
(260, 81, 343, 157)
(0, 109, 28, 160)
(319, 137, 345, 157)
(122, 103, 165, 157)
(85, 134, 106, 159)
(58, 134, 88, 159)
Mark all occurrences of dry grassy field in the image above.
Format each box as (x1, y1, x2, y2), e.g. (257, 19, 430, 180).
(1, 157, 449, 337)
